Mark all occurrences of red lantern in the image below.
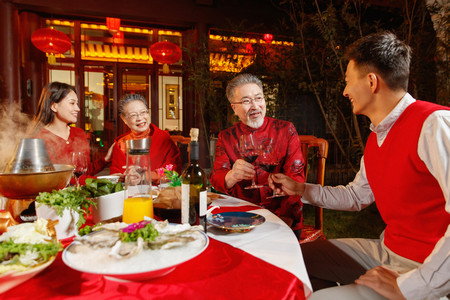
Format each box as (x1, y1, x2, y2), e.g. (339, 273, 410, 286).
(31, 28, 72, 54)
(245, 43, 254, 54)
(106, 17, 121, 33)
(263, 33, 273, 44)
(150, 41, 182, 65)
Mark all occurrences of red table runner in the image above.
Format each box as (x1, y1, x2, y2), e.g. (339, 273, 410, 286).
(4, 238, 305, 300)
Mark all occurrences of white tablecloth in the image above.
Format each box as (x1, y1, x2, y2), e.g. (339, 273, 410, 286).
(209, 195, 312, 298)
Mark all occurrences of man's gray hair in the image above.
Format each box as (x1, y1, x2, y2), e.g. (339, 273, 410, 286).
(118, 94, 149, 115)
(226, 73, 263, 102)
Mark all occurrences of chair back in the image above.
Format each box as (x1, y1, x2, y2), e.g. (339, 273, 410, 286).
(298, 135, 328, 231)
(170, 135, 191, 167)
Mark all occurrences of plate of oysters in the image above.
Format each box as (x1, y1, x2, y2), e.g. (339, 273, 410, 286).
(62, 220, 208, 281)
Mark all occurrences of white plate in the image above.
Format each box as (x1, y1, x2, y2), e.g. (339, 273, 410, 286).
(207, 211, 266, 232)
(0, 256, 56, 294)
(62, 228, 209, 281)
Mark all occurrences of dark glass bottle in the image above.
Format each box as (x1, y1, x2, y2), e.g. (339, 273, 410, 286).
(181, 129, 207, 231)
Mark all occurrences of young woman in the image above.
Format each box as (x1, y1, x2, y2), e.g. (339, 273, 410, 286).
(31, 82, 112, 184)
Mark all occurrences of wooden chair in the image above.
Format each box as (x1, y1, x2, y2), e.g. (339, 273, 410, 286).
(170, 135, 191, 167)
(298, 135, 329, 243)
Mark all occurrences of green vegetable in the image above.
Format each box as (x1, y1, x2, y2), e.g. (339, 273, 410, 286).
(82, 178, 124, 198)
(0, 240, 62, 264)
(35, 187, 96, 228)
(78, 224, 99, 236)
(119, 222, 159, 243)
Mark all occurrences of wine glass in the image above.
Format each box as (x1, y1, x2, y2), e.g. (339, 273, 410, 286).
(259, 139, 284, 198)
(71, 151, 87, 189)
(239, 133, 264, 189)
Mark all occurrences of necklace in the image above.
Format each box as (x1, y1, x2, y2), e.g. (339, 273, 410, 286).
(66, 126, 70, 144)
(45, 124, 70, 144)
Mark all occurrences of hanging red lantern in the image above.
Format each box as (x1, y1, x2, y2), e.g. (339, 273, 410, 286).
(31, 28, 71, 54)
(245, 43, 254, 54)
(263, 33, 273, 44)
(106, 17, 121, 33)
(150, 41, 182, 65)
(31, 28, 72, 64)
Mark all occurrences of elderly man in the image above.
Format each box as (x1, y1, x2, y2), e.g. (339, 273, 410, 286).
(270, 32, 450, 299)
(210, 73, 305, 237)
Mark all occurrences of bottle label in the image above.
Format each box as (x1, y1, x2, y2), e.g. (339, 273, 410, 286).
(199, 190, 207, 216)
(181, 184, 190, 224)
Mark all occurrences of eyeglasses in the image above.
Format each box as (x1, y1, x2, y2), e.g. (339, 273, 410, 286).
(232, 96, 265, 105)
(126, 110, 149, 120)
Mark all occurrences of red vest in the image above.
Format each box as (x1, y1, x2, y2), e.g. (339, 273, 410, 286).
(365, 100, 450, 263)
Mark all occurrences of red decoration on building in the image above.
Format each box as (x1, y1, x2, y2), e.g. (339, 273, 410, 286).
(245, 43, 254, 54)
(113, 31, 124, 45)
(31, 28, 72, 54)
(150, 41, 182, 65)
(263, 33, 273, 44)
(106, 17, 121, 33)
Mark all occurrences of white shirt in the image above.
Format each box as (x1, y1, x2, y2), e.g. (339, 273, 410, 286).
(303, 93, 450, 299)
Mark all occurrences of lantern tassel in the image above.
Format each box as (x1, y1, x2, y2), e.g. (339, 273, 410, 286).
(162, 63, 170, 74)
(48, 53, 56, 64)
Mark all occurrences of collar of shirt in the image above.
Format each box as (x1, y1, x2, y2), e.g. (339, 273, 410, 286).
(369, 93, 416, 146)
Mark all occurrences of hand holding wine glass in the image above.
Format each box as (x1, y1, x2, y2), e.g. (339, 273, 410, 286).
(239, 133, 264, 189)
(71, 151, 87, 189)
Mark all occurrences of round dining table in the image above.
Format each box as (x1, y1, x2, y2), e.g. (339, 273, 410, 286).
(1, 194, 312, 299)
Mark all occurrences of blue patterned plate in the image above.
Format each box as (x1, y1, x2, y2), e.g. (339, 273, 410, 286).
(207, 211, 265, 232)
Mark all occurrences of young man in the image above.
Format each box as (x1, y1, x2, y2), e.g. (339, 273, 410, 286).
(210, 73, 305, 236)
(270, 32, 450, 299)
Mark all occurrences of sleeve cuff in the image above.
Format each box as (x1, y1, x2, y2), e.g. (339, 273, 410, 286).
(397, 269, 443, 300)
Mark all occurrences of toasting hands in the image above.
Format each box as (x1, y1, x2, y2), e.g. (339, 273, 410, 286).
(224, 158, 256, 189)
(268, 173, 305, 196)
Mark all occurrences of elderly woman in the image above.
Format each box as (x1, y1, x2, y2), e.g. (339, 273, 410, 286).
(110, 94, 181, 183)
(31, 82, 112, 184)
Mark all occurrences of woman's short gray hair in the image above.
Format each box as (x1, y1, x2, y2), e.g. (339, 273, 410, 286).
(118, 94, 149, 115)
(225, 73, 263, 102)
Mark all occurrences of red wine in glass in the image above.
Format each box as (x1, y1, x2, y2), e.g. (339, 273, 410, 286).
(73, 170, 85, 178)
(260, 139, 285, 199)
(260, 163, 277, 173)
(243, 154, 258, 164)
(72, 152, 87, 189)
(239, 133, 264, 189)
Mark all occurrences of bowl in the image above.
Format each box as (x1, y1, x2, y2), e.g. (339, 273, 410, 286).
(35, 204, 79, 240)
(153, 207, 181, 223)
(0, 164, 73, 199)
(92, 190, 125, 223)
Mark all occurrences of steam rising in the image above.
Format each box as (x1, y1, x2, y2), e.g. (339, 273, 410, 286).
(0, 103, 32, 171)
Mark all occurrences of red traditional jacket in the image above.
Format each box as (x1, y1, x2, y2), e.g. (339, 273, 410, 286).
(365, 100, 450, 263)
(210, 117, 305, 230)
(110, 124, 182, 177)
(35, 127, 107, 185)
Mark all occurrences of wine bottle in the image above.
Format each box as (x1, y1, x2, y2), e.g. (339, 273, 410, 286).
(181, 128, 208, 231)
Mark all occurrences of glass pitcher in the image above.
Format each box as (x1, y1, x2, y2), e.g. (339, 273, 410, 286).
(123, 138, 153, 223)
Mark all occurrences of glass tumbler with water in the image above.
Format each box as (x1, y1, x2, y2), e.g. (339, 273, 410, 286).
(123, 138, 154, 223)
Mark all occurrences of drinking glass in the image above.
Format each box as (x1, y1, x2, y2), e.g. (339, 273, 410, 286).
(123, 138, 153, 223)
(71, 151, 87, 189)
(259, 139, 284, 198)
(239, 133, 264, 189)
